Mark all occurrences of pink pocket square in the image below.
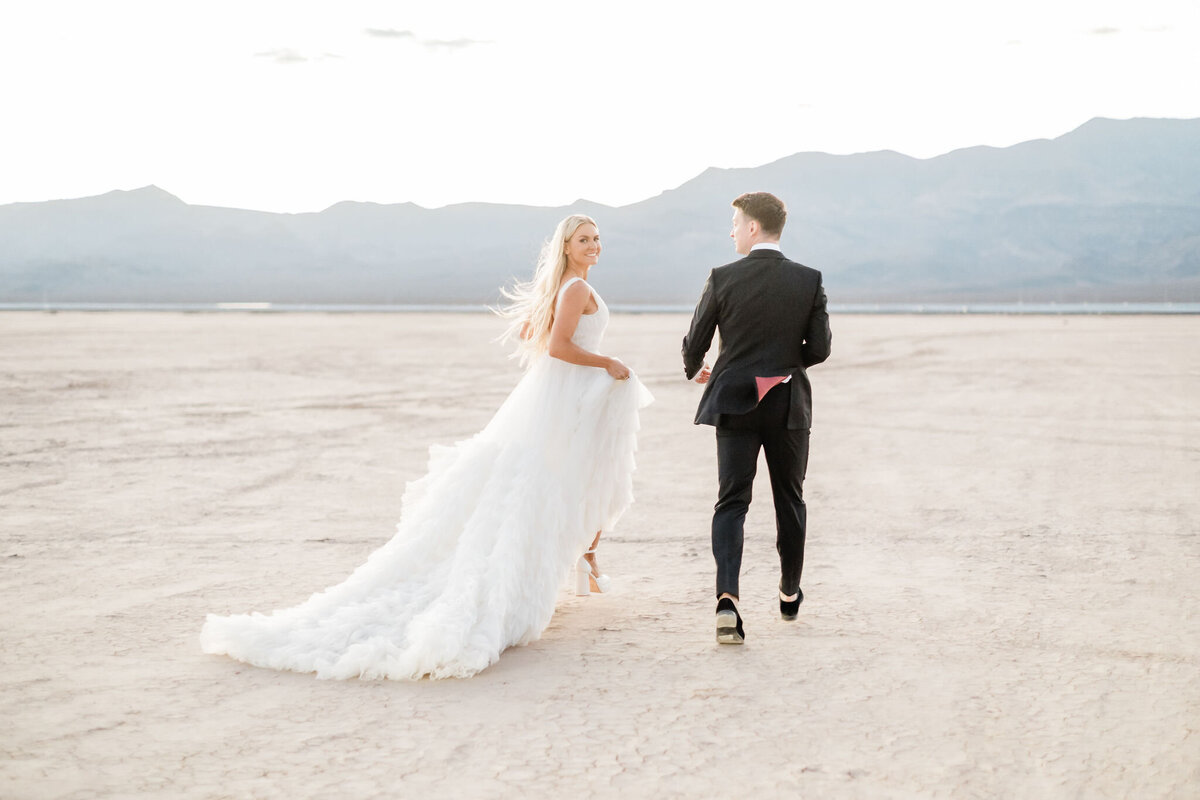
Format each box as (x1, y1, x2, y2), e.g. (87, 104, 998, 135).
(755, 375, 790, 402)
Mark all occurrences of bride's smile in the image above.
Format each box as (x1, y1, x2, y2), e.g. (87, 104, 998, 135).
(564, 225, 602, 272)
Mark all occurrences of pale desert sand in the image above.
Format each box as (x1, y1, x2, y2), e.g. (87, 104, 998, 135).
(1, 311, 1197, 799)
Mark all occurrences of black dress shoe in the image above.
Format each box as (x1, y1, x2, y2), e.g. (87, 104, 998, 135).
(716, 597, 744, 645)
(780, 585, 803, 620)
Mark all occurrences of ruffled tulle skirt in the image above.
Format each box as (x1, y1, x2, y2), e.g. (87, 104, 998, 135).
(200, 355, 653, 680)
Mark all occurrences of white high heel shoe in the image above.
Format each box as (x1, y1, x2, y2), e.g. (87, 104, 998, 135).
(575, 548, 611, 596)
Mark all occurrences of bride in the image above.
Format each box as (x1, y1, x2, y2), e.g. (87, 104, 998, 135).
(200, 214, 653, 680)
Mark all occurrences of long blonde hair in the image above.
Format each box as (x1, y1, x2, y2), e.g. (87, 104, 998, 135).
(498, 214, 597, 368)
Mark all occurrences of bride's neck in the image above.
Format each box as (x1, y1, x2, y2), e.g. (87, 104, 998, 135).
(564, 266, 590, 281)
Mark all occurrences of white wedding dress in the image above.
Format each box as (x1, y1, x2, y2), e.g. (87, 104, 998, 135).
(200, 278, 653, 679)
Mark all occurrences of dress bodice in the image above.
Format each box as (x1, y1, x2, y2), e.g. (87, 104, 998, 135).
(556, 277, 608, 352)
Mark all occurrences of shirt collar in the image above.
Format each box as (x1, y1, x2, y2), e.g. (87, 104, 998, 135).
(751, 241, 782, 252)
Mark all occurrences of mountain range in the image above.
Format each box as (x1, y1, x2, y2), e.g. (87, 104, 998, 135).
(2, 116, 1198, 305)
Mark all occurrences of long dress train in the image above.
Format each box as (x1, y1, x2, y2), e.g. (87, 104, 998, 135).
(199, 278, 653, 679)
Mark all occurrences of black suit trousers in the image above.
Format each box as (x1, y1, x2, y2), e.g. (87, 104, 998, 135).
(712, 383, 810, 599)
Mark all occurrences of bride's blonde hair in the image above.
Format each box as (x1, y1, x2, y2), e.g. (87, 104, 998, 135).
(498, 214, 597, 368)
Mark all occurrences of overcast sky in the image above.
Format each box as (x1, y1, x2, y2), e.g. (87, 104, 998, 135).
(2, 0, 1197, 213)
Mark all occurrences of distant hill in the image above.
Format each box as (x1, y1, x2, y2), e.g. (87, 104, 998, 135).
(2, 117, 1198, 305)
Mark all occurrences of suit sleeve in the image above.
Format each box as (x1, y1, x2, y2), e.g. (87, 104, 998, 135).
(801, 275, 831, 368)
(682, 270, 718, 380)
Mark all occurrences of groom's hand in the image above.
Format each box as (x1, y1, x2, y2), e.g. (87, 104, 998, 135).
(694, 366, 711, 384)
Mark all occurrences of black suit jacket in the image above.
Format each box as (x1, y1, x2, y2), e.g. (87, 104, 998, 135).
(682, 249, 831, 429)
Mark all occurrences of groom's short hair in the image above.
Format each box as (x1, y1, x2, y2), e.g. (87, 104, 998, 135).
(732, 192, 787, 236)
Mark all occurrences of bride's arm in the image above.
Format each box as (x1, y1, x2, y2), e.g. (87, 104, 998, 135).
(548, 281, 630, 380)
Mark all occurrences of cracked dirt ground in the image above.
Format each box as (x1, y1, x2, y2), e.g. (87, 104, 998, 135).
(2, 311, 1197, 798)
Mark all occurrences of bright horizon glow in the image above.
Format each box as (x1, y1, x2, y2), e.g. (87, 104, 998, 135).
(1, 0, 1198, 213)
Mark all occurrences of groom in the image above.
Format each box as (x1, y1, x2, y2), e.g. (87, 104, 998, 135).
(682, 192, 831, 645)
